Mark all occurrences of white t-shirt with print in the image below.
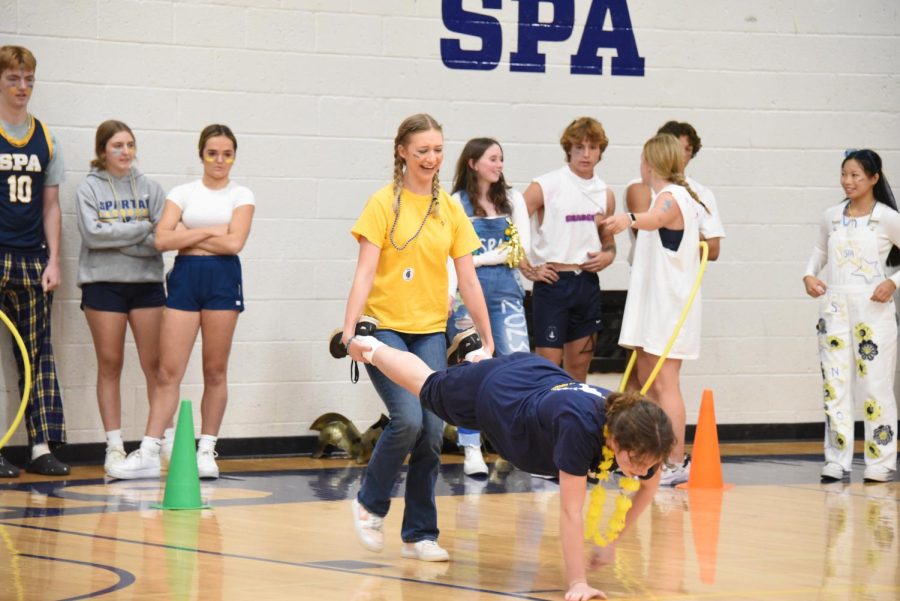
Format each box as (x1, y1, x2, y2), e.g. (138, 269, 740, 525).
(529, 166, 608, 265)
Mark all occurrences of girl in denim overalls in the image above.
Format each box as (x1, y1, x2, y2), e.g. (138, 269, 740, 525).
(804, 149, 899, 483)
(446, 138, 531, 476)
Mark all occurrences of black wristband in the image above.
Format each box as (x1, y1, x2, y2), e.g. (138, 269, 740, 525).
(628, 212, 636, 225)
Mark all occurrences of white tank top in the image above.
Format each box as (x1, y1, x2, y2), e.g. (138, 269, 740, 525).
(528, 166, 608, 265)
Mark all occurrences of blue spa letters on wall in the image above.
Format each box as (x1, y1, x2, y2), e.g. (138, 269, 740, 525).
(441, 0, 645, 76)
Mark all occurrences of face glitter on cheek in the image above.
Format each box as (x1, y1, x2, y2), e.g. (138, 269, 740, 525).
(204, 154, 234, 164)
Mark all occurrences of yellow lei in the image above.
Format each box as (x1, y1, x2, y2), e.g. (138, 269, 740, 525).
(584, 427, 641, 547)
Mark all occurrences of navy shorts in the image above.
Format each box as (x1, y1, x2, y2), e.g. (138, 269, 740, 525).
(420, 360, 497, 431)
(81, 282, 166, 313)
(165, 255, 244, 312)
(531, 271, 602, 348)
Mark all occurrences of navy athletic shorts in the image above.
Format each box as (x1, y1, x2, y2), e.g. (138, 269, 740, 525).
(531, 270, 602, 348)
(165, 255, 244, 312)
(81, 282, 166, 313)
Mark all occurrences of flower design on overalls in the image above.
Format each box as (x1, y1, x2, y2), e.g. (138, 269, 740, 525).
(823, 382, 837, 402)
(864, 399, 882, 421)
(816, 318, 827, 335)
(854, 323, 873, 342)
(859, 340, 879, 361)
(856, 359, 868, 378)
(826, 336, 845, 350)
(835, 432, 847, 450)
(872, 424, 894, 446)
(866, 441, 882, 459)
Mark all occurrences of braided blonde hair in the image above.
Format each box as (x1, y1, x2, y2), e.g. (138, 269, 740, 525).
(392, 113, 443, 218)
(643, 134, 710, 214)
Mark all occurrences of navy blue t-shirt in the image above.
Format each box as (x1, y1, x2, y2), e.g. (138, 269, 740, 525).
(471, 353, 608, 477)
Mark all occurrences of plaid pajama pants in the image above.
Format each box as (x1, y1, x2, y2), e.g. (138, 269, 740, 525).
(0, 251, 65, 446)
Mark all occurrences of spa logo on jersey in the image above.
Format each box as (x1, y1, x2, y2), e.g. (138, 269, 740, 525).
(440, 0, 644, 76)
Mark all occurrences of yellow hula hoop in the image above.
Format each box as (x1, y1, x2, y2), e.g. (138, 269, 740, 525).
(618, 241, 710, 394)
(0, 309, 32, 450)
(587, 241, 708, 546)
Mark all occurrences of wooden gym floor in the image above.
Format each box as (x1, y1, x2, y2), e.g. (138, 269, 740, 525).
(0, 443, 897, 600)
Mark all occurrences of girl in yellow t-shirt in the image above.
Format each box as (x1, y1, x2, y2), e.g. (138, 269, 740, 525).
(340, 113, 494, 562)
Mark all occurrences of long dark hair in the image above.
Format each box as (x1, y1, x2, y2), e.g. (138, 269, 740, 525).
(451, 137, 511, 217)
(842, 149, 899, 266)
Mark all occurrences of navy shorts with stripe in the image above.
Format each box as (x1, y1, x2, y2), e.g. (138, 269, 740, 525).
(165, 255, 244, 312)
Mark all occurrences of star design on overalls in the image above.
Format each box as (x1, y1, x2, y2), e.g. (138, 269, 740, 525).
(834, 241, 861, 267)
(851, 258, 880, 283)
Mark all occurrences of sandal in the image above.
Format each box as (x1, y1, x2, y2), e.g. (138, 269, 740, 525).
(0, 455, 20, 478)
(25, 453, 70, 476)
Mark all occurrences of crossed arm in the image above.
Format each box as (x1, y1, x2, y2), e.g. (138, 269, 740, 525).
(153, 200, 254, 255)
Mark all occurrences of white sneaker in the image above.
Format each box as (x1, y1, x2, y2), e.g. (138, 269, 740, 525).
(103, 446, 126, 474)
(821, 462, 848, 482)
(197, 449, 220, 479)
(659, 457, 690, 487)
(863, 465, 895, 483)
(106, 449, 161, 480)
(160, 440, 174, 467)
(463, 445, 488, 477)
(351, 498, 384, 552)
(401, 539, 450, 562)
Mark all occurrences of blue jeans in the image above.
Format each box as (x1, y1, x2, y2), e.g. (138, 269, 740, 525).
(447, 265, 529, 447)
(359, 330, 447, 542)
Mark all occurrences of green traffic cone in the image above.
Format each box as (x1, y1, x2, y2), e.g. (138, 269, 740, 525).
(152, 400, 209, 510)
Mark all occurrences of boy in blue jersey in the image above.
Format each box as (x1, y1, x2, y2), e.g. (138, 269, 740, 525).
(347, 335, 674, 601)
(0, 46, 68, 477)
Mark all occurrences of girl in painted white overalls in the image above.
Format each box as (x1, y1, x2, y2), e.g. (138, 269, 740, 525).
(804, 149, 898, 483)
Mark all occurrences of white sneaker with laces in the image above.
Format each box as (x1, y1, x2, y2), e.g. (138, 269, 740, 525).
(659, 457, 690, 487)
(197, 449, 220, 479)
(463, 445, 488, 477)
(106, 449, 161, 480)
(104, 446, 126, 474)
(351, 498, 384, 552)
(401, 539, 450, 562)
(821, 462, 848, 482)
(863, 465, 894, 483)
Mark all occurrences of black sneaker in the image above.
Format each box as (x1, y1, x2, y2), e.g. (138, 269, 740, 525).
(329, 315, 379, 359)
(446, 328, 483, 366)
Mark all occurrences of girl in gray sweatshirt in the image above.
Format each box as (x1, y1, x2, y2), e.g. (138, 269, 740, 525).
(75, 120, 170, 474)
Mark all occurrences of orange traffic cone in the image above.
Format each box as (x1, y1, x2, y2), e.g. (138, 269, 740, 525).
(680, 389, 732, 584)
(681, 389, 731, 490)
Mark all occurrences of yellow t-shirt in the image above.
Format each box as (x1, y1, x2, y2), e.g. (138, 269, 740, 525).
(352, 184, 480, 333)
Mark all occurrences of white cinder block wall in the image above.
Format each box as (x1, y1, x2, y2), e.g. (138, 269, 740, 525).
(0, 1, 898, 445)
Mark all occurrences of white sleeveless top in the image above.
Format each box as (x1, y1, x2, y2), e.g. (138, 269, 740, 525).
(528, 166, 608, 265)
(619, 183, 703, 360)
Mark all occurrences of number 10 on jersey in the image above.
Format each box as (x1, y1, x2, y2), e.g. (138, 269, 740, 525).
(7, 175, 32, 203)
